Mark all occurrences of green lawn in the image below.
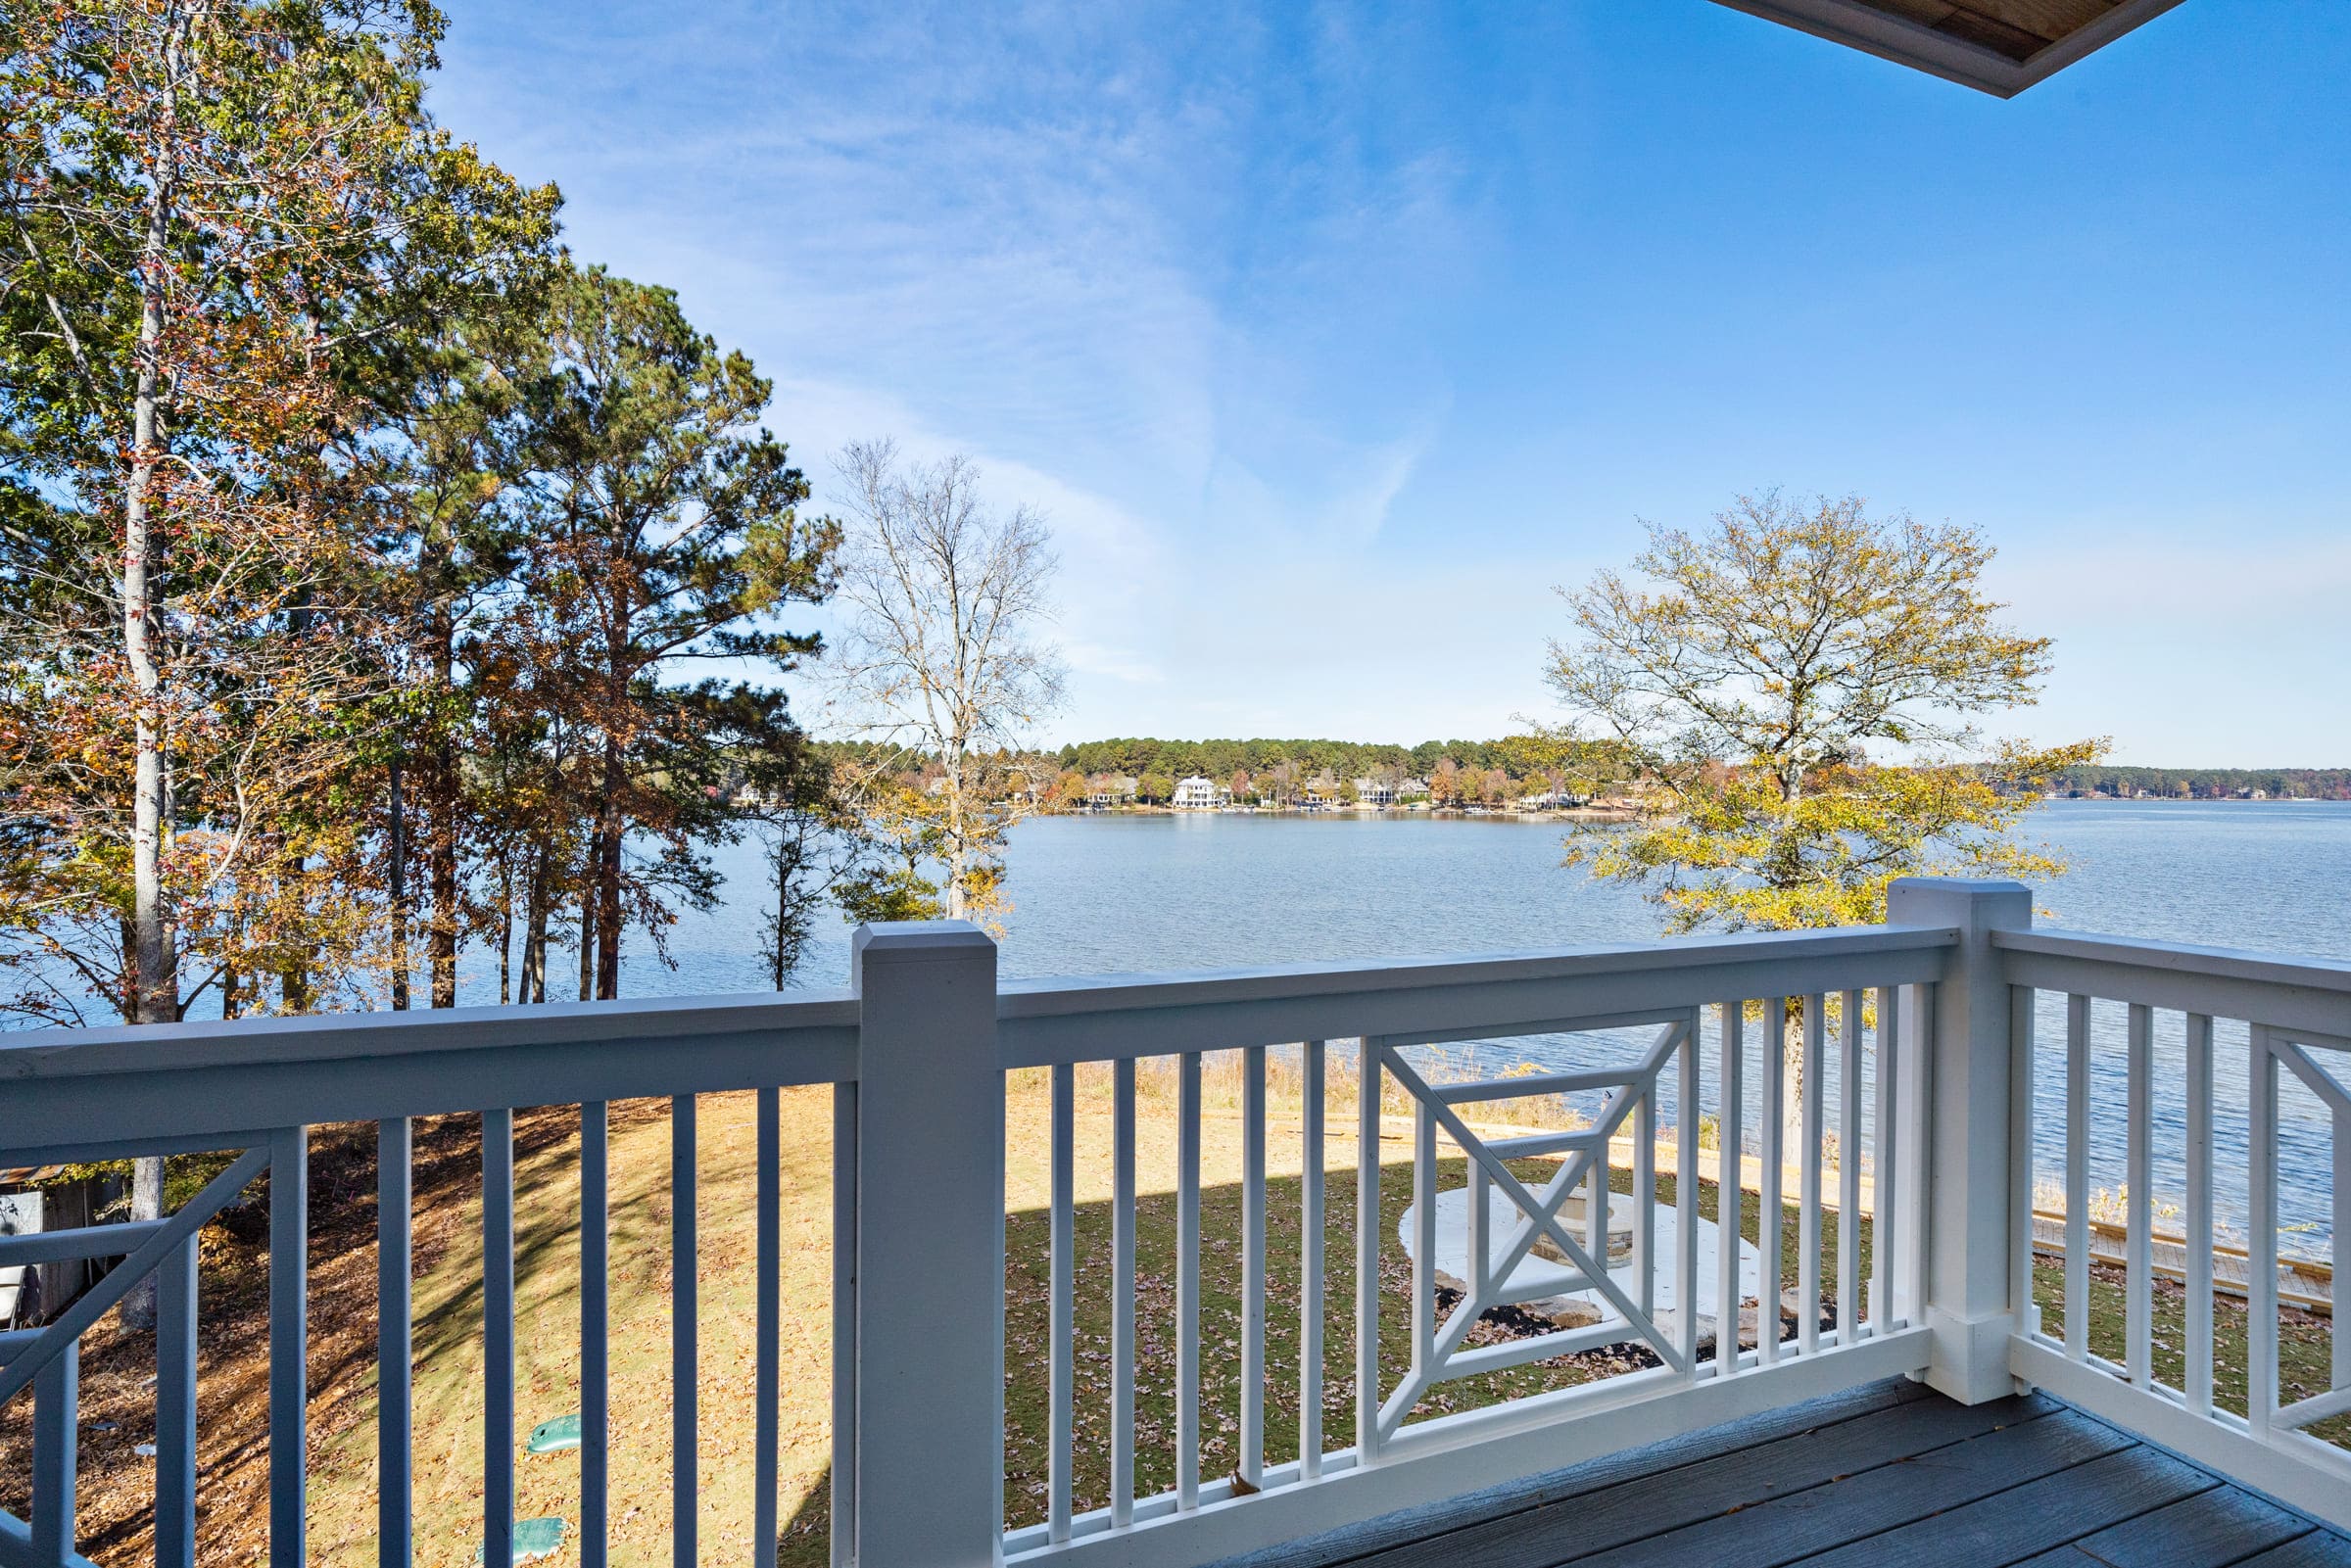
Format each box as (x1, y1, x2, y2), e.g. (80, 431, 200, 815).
(2036, 1247, 2349, 1447)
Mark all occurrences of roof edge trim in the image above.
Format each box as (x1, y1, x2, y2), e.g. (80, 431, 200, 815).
(1708, 0, 2187, 99)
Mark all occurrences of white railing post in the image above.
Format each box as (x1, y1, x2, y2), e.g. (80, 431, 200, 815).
(850, 921, 1003, 1567)
(1886, 877, 2032, 1404)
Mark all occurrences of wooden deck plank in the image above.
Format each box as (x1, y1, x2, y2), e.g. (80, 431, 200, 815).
(2236, 1533, 2351, 1568)
(1350, 1394, 2056, 1568)
(1563, 1409, 2135, 1567)
(2007, 1486, 2316, 1567)
(1218, 1383, 2351, 1568)
(1213, 1377, 1932, 1568)
(1793, 1445, 2215, 1567)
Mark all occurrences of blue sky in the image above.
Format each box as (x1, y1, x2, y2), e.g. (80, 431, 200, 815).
(429, 2, 2350, 765)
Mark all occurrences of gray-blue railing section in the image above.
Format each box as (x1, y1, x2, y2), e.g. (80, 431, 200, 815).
(2, 882, 2347, 1565)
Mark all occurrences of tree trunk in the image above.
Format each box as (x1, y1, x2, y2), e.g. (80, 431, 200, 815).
(576, 879, 597, 1003)
(594, 738, 624, 999)
(522, 842, 551, 1004)
(388, 760, 409, 1010)
(942, 742, 968, 921)
(427, 614, 459, 1007)
(277, 842, 310, 1015)
(780, 832, 808, 991)
(120, 24, 187, 1329)
(771, 830, 792, 990)
(497, 855, 514, 1005)
(428, 767, 459, 1007)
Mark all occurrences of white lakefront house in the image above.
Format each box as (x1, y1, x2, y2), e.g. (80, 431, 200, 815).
(1171, 776, 1231, 810)
(6, 8, 2349, 1568)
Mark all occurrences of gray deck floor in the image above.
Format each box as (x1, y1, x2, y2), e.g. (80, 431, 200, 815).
(1225, 1378, 2351, 1568)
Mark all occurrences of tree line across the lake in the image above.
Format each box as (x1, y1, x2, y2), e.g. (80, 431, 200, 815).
(1009, 735, 1623, 810)
(2052, 766, 2351, 801)
(1036, 743, 2351, 806)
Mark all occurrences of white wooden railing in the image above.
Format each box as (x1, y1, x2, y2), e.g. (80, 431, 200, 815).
(0, 881, 2344, 1566)
(1999, 923, 2351, 1531)
(988, 915, 1947, 1565)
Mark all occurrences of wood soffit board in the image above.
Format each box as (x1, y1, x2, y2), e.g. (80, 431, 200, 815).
(1711, 0, 2186, 97)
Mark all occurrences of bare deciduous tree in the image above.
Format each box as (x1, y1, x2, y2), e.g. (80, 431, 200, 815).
(824, 440, 1065, 924)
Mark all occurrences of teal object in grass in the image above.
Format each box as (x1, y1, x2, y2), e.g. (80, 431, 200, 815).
(473, 1518, 565, 1564)
(526, 1413, 580, 1453)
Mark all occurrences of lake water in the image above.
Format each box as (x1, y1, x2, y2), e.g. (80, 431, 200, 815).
(647, 800, 2351, 1254)
(660, 799, 2351, 993)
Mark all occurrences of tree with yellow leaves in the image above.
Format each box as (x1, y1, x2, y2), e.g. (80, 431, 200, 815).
(1546, 492, 2101, 929)
(1543, 492, 2104, 1142)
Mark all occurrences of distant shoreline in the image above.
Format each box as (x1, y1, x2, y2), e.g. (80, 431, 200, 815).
(2045, 795, 2347, 805)
(1049, 797, 2350, 825)
(1056, 804, 1644, 823)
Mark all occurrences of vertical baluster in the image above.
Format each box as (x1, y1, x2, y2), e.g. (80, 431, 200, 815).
(2184, 1017, 2214, 1417)
(1467, 1150, 1490, 1307)
(31, 1338, 75, 1564)
(1048, 1064, 1076, 1543)
(484, 1108, 515, 1568)
(1716, 1002, 1744, 1374)
(158, 1236, 198, 1568)
(830, 1083, 857, 1568)
(1240, 1045, 1267, 1491)
(673, 1094, 698, 1566)
(755, 1087, 781, 1568)
(2064, 994, 2090, 1361)
(2126, 1004, 2154, 1388)
(1876, 988, 1907, 1334)
(1838, 991, 1863, 1345)
(2336, 1087, 2351, 1399)
(582, 1101, 610, 1568)
(1412, 1093, 1436, 1381)
(1357, 1039, 1383, 1459)
(1300, 1040, 1326, 1480)
(1757, 997, 1786, 1364)
(2249, 1026, 2279, 1438)
(376, 1118, 410, 1568)
(2008, 988, 2038, 1345)
(1677, 1012, 1701, 1376)
(269, 1125, 308, 1568)
(1586, 1113, 1608, 1291)
(1635, 1083, 1656, 1324)
(1111, 1060, 1136, 1524)
(1799, 996, 1825, 1355)
(1898, 984, 1931, 1325)
(1176, 1050, 1202, 1508)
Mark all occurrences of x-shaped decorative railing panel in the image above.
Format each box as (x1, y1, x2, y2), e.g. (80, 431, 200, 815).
(1366, 1015, 1701, 1448)
(0, 1131, 302, 1568)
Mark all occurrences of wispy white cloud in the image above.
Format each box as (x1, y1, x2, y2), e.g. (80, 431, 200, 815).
(428, 0, 2351, 761)
(436, 0, 1487, 547)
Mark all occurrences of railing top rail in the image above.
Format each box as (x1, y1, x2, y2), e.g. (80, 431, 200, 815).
(0, 986, 860, 1083)
(998, 923, 1959, 1067)
(1000, 925, 1957, 1018)
(1994, 928, 2351, 992)
(1993, 927, 2351, 1037)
